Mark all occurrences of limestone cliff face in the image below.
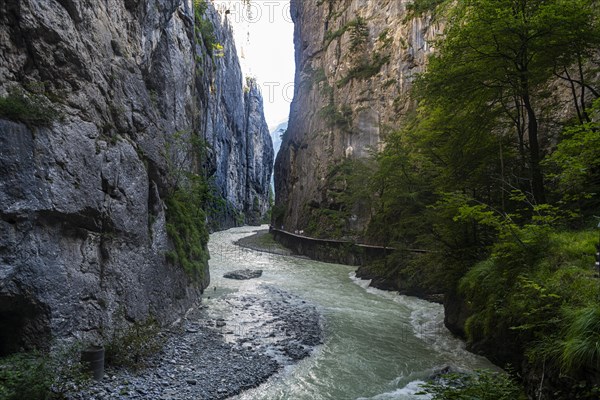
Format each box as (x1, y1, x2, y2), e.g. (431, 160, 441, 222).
(274, 0, 440, 236)
(0, 0, 272, 352)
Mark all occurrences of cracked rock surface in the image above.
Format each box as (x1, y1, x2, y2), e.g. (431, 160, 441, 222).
(0, 0, 273, 349)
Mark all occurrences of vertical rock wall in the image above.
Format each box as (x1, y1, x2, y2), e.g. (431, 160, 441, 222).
(0, 0, 272, 351)
(274, 0, 440, 236)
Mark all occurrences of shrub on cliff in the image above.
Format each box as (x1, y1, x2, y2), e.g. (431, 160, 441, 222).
(163, 130, 210, 284)
(418, 369, 526, 400)
(165, 183, 210, 283)
(0, 346, 88, 400)
(193, 0, 220, 57)
(105, 317, 165, 371)
(0, 88, 58, 128)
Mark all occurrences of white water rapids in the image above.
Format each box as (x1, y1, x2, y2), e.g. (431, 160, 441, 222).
(206, 226, 497, 400)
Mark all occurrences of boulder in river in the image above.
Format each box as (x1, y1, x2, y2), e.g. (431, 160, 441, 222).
(223, 269, 263, 280)
(428, 366, 459, 382)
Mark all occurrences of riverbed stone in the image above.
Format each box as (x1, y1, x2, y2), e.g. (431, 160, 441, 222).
(74, 285, 322, 399)
(224, 269, 263, 280)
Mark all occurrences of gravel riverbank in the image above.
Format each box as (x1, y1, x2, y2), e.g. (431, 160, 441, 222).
(74, 286, 322, 399)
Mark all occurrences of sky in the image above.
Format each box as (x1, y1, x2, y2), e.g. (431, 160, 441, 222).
(214, 1, 295, 130)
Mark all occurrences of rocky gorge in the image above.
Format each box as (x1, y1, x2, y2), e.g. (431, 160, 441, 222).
(1, 0, 597, 399)
(274, 0, 441, 238)
(271, 1, 600, 399)
(0, 0, 273, 353)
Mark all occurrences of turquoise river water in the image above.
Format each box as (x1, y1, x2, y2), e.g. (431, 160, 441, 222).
(205, 226, 497, 400)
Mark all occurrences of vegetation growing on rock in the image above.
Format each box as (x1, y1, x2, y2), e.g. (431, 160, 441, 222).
(194, 0, 220, 57)
(164, 131, 211, 284)
(0, 88, 59, 128)
(0, 346, 89, 399)
(277, 0, 600, 397)
(360, 0, 600, 396)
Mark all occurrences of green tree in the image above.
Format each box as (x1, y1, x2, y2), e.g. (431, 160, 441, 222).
(544, 99, 600, 215)
(419, 0, 599, 204)
(364, 0, 600, 395)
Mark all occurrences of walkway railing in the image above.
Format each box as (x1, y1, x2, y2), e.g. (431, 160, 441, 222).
(269, 227, 432, 253)
(268, 226, 431, 266)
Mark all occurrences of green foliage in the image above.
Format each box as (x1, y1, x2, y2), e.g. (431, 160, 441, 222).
(460, 228, 599, 375)
(337, 52, 390, 87)
(0, 353, 54, 400)
(418, 370, 525, 400)
(282, 0, 600, 392)
(0, 346, 89, 400)
(261, 186, 275, 224)
(306, 207, 348, 239)
(324, 15, 369, 50)
(553, 382, 600, 400)
(261, 208, 272, 225)
(405, 0, 447, 19)
(212, 42, 224, 58)
(366, 121, 499, 291)
(417, 0, 600, 204)
(319, 104, 352, 129)
(323, 25, 350, 48)
(194, 0, 221, 57)
(165, 183, 210, 282)
(163, 130, 210, 282)
(0, 88, 59, 128)
(560, 305, 600, 373)
(271, 203, 286, 226)
(312, 68, 327, 85)
(366, 127, 431, 246)
(204, 177, 230, 231)
(377, 29, 392, 47)
(348, 16, 369, 52)
(328, 158, 379, 239)
(234, 209, 245, 226)
(105, 317, 165, 371)
(348, 0, 600, 395)
(544, 99, 600, 212)
(450, 191, 576, 266)
(305, 159, 377, 239)
(366, 0, 600, 294)
(372, 108, 599, 386)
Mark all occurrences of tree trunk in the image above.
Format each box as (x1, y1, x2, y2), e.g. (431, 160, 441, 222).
(522, 91, 546, 204)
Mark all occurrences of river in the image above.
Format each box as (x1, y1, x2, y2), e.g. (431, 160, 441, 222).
(205, 226, 497, 400)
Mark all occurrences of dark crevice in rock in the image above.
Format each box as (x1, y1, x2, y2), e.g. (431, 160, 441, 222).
(36, 208, 104, 234)
(147, 180, 162, 220)
(0, 212, 19, 225)
(55, 0, 83, 24)
(0, 291, 51, 356)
